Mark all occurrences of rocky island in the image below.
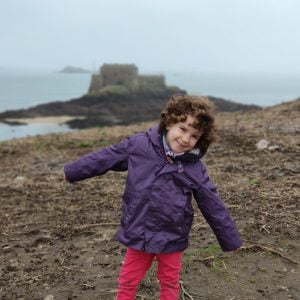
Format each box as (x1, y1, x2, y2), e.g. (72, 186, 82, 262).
(58, 66, 92, 74)
(0, 64, 261, 129)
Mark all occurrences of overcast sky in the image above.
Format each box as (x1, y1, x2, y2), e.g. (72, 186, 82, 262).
(1, 0, 300, 74)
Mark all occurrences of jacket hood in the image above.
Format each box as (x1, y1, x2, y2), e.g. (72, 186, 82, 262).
(147, 126, 206, 163)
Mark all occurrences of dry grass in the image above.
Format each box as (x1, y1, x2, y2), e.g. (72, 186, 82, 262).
(0, 99, 299, 299)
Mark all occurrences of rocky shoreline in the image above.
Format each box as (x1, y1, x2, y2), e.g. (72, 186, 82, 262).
(0, 92, 261, 129)
(0, 63, 262, 129)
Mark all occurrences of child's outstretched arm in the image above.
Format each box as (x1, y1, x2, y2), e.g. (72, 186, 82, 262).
(192, 162, 242, 252)
(64, 137, 131, 183)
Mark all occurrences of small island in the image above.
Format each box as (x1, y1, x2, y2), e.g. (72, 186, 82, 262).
(58, 66, 92, 74)
(0, 63, 261, 129)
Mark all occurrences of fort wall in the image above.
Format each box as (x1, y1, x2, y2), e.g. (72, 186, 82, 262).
(88, 64, 166, 93)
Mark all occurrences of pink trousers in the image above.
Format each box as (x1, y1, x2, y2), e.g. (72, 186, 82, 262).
(116, 248, 182, 300)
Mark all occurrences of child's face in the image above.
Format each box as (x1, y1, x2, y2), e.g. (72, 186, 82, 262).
(166, 115, 202, 153)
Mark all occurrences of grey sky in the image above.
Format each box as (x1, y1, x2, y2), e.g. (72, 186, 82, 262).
(1, 0, 299, 73)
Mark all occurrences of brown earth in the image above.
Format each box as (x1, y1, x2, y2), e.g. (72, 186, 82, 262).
(0, 99, 299, 300)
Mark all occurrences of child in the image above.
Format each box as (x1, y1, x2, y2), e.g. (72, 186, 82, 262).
(64, 95, 242, 299)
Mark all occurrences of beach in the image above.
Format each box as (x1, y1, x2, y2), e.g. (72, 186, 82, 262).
(3, 116, 85, 125)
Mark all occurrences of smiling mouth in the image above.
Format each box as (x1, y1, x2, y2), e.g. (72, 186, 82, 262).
(176, 140, 187, 148)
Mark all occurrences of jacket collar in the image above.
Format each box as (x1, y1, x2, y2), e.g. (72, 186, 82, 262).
(147, 126, 206, 163)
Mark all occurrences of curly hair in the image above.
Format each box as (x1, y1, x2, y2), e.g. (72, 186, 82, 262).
(159, 95, 216, 153)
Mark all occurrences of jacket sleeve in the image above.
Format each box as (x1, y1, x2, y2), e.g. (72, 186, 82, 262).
(192, 162, 242, 252)
(64, 137, 131, 183)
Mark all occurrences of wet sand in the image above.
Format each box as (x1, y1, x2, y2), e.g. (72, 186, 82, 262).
(4, 116, 85, 125)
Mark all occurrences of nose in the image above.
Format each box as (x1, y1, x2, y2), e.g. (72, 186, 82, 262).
(181, 133, 190, 144)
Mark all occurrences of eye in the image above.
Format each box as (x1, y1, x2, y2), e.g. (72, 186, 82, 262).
(179, 126, 186, 132)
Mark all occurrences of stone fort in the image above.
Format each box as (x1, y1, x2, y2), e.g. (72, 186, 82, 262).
(88, 64, 166, 93)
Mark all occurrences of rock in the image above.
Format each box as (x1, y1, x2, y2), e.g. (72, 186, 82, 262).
(59, 66, 92, 74)
(277, 286, 289, 291)
(14, 176, 26, 184)
(44, 295, 54, 300)
(6, 260, 20, 272)
(268, 145, 280, 151)
(284, 162, 300, 173)
(256, 139, 270, 150)
(2, 245, 12, 253)
(32, 236, 53, 247)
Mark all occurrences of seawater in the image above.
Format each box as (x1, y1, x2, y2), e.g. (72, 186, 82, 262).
(0, 122, 72, 141)
(0, 69, 299, 141)
(165, 72, 300, 107)
(0, 69, 91, 112)
(0, 69, 91, 141)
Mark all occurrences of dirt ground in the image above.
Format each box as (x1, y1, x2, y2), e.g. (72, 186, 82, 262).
(0, 100, 299, 300)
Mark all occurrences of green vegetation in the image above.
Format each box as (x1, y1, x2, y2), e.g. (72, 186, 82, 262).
(0, 140, 9, 146)
(35, 140, 53, 149)
(64, 140, 110, 149)
(249, 177, 262, 186)
(89, 85, 130, 97)
(197, 243, 221, 256)
(34, 137, 111, 150)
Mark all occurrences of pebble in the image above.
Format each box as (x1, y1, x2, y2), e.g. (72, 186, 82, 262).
(14, 176, 26, 184)
(268, 145, 280, 151)
(256, 139, 270, 150)
(44, 295, 54, 300)
(6, 261, 19, 272)
(2, 245, 12, 253)
(277, 286, 289, 291)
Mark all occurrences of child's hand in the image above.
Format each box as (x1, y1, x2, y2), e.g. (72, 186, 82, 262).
(63, 171, 70, 182)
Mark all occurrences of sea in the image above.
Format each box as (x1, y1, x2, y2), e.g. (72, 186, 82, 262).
(0, 68, 299, 141)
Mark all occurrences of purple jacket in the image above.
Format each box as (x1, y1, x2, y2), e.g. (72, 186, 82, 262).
(64, 127, 242, 253)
